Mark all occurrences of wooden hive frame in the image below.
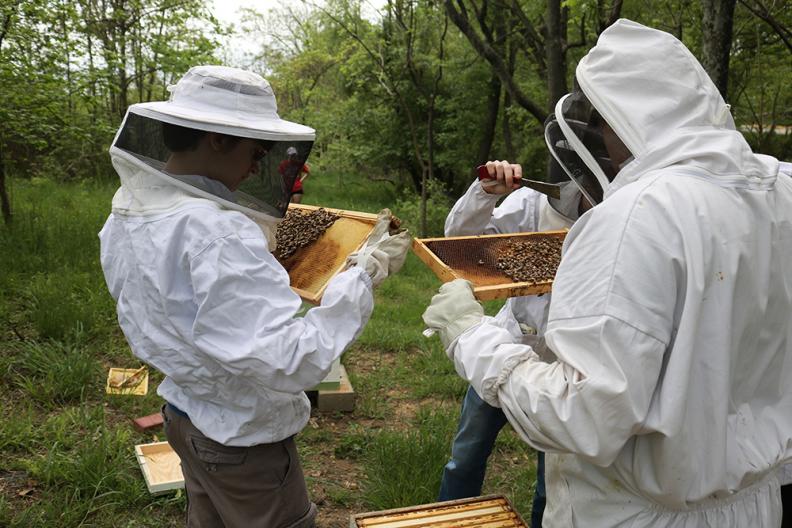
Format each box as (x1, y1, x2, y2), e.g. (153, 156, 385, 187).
(412, 230, 567, 301)
(270, 203, 380, 304)
(349, 494, 528, 527)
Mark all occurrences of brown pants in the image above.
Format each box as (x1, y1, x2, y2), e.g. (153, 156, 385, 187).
(162, 404, 317, 528)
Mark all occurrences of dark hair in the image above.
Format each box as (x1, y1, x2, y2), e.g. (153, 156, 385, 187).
(162, 122, 208, 152)
(162, 122, 276, 154)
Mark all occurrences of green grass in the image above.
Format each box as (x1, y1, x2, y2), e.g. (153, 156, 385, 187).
(0, 175, 539, 525)
(6, 333, 101, 406)
(360, 407, 457, 510)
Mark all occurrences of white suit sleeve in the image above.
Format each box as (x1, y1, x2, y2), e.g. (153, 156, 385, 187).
(189, 232, 373, 394)
(445, 180, 541, 236)
(498, 316, 666, 466)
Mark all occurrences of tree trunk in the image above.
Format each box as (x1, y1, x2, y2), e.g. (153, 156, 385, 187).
(503, 89, 515, 160)
(544, 0, 568, 110)
(701, 0, 737, 99)
(445, 0, 547, 123)
(476, 72, 501, 164)
(0, 140, 11, 225)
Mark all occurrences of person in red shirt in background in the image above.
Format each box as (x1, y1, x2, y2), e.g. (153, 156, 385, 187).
(280, 146, 311, 203)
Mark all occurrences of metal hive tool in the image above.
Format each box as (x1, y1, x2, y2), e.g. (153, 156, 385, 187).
(412, 230, 566, 301)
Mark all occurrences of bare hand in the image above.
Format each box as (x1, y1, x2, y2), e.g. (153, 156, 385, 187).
(481, 160, 523, 195)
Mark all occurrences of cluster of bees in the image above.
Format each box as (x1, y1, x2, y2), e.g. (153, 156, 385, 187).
(275, 208, 340, 261)
(495, 236, 563, 283)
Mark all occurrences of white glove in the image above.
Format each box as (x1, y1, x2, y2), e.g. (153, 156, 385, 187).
(422, 279, 484, 349)
(346, 209, 411, 287)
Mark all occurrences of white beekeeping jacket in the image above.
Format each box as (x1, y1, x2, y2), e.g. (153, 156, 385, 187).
(451, 19, 792, 527)
(99, 156, 373, 447)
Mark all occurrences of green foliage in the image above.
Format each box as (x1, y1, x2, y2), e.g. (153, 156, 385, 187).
(393, 178, 452, 237)
(334, 424, 372, 460)
(0, 178, 116, 338)
(0, 178, 114, 276)
(0, 0, 224, 185)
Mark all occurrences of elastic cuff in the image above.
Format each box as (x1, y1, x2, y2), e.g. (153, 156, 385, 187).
(480, 350, 535, 407)
(347, 264, 373, 290)
(473, 180, 503, 201)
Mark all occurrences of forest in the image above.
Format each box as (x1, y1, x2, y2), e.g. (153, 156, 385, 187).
(1, 0, 790, 234)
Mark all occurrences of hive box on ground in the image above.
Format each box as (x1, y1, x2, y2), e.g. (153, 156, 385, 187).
(350, 494, 528, 527)
(412, 230, 566, 301)
(316, 364, 355, 412)
(310, 357, 342, 391)
(134, 441, 185, 495)
(106, 367, 149, 396)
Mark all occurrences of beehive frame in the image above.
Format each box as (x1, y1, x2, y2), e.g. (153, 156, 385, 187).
(412, 230, 567, 301)
(272, 203, 379, 304)
(349, 494, 528, 527)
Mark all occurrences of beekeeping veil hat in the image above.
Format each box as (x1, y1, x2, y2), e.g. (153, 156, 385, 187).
(109, 65, 315, 223)
(544, 19, 775, 209)
(544, 89, 623, 209)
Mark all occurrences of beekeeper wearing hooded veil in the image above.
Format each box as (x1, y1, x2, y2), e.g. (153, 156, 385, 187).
(423, 19, 792, 527)
(99, 65, 410, 527)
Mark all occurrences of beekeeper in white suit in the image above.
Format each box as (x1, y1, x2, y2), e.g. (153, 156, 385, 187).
(99, 65, 410, 527)
(424, 19, 792, 527)
(438, 157, 588, 528)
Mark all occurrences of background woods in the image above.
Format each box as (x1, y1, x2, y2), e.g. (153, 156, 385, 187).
(1, 0, 790, 234)
(0, 0, 789, 232)
(0, 0, 222, 223)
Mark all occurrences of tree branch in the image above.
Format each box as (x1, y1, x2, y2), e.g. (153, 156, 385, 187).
(0, 0, 22, 50)
(738, 0, 792, 53)
(445, 0, 546, 123)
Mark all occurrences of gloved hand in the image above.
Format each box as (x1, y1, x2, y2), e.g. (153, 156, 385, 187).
(346, 209, 411, 287)
(422, 279, 484, 349)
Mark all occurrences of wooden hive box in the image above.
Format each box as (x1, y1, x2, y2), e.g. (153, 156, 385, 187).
(412, 230, 566, 301)
(310, 357, 342, 391)
(106, 367, 149, 396)
(134, 441, 185, 495)
(350, 494, 528, 528)
(260, 203, 379, 304)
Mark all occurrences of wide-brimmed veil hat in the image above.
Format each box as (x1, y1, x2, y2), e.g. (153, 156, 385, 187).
(110, 65, 315, 221)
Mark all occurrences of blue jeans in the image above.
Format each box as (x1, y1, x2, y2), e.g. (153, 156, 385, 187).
(439, 386, 546, 528)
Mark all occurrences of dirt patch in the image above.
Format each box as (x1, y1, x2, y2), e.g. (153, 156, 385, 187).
(301, 413, 367, 526)
(0, 470, 39, 515)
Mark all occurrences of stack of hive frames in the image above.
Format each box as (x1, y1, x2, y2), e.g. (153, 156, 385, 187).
(412, 230, 566, 301)
(350, 495, 528, 527)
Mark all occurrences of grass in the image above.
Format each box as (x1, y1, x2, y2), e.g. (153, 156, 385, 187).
(0, 174, 539, 526)
(10, 339, 100, 406)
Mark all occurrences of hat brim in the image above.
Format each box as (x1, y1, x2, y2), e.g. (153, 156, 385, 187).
(130, 102, 315, 142)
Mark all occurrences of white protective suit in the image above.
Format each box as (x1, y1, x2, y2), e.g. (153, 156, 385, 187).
(99, 156, 374, 446)
(448, 19, 792, 527)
